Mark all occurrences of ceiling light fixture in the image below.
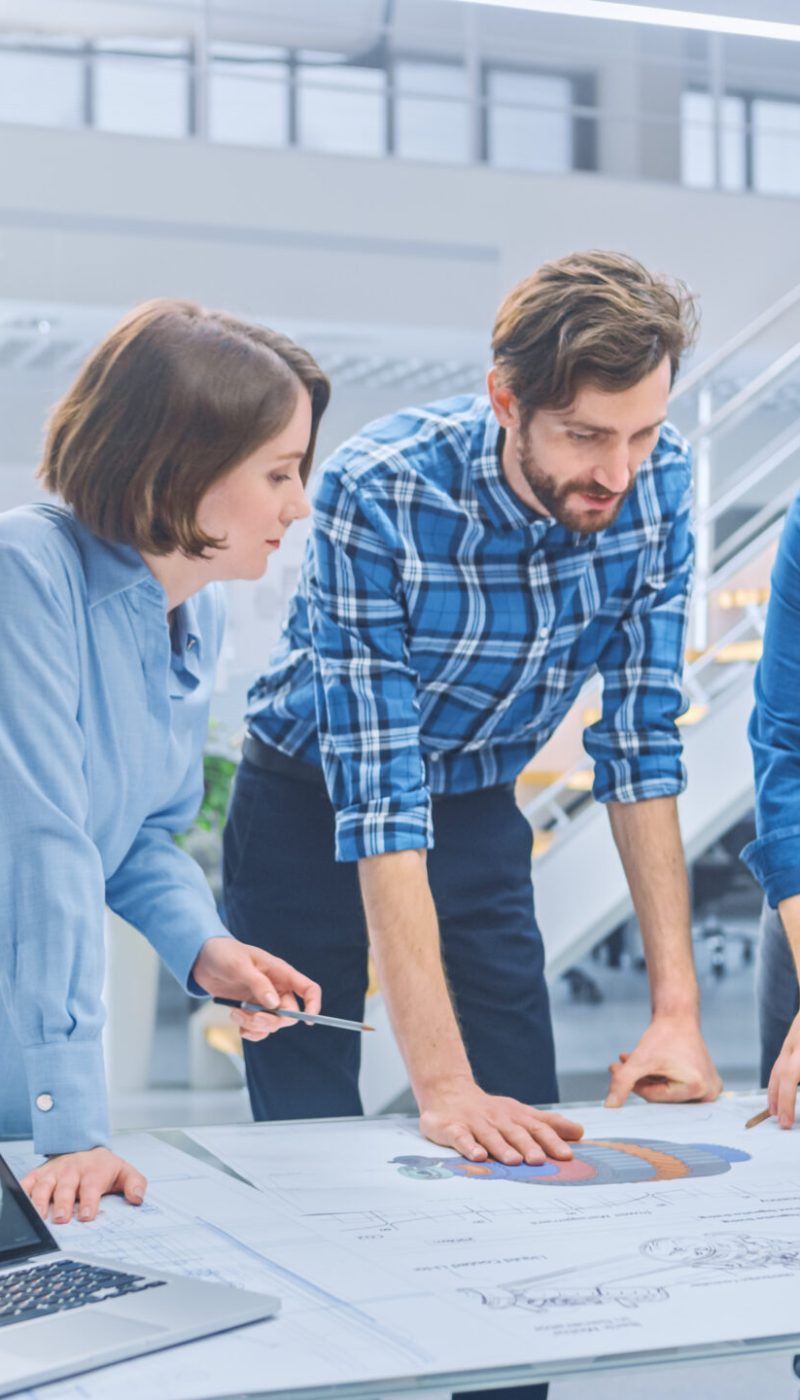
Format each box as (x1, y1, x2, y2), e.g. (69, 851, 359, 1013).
(443, 0, 800, 44)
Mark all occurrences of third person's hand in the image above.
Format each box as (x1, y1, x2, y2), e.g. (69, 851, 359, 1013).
(767, 1008, 800, 1128)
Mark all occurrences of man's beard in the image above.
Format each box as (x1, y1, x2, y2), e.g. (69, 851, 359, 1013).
(518, 438, 633, 535)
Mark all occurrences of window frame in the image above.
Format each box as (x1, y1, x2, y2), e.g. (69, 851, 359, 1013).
(388, 52, 471, 163)
(683, 83, 800, 195)
(481, 60, 598, 174)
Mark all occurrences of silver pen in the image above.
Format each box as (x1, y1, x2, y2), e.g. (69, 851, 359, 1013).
(213, 997, 374, 1033)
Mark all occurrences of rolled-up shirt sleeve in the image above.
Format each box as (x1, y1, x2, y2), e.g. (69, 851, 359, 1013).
(309, 470, 432, 862)
(585, 470, 693, 804)
(741, 499, 800, 905)
(0, 547, 111, 1154)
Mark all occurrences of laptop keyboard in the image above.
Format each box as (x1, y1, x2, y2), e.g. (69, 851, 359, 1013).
(0, 1258, 166, 1328)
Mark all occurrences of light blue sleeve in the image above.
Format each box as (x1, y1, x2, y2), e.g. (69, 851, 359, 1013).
(105, 798, 231, 996)
(0, 545, 110, 1154)
(106, 582, 231, 988)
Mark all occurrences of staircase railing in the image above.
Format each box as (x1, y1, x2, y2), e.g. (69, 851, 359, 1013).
(521, 280, 800, 850)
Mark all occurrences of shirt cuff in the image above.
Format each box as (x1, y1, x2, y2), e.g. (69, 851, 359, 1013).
(334, 798, 434, 862)
(592, 759, 687, 805)
(159, 922, 232, 998)
(23, 1041, 110, 1155)
(741, 826, 800, 907)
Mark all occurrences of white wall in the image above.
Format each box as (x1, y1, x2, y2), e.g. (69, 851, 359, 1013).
(2, 125, 800, 350)
(2, 121, 799, 732)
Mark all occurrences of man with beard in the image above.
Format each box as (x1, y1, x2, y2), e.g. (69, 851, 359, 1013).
(224, 249, 722, 1180)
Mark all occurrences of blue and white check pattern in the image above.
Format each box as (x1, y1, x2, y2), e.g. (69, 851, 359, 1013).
(248, 396, 693, 862)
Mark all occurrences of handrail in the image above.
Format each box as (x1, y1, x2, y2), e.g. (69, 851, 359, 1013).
(525, 275, 800, 847)
(703, 514, 784, 596)
(686, 341, 800, 443)
(522, 518, 779, 837)
(672, 281, 800, 403)
(523, 610, 767, 838)
(698, 421, 800, 529)
(708, 480, 797, 573)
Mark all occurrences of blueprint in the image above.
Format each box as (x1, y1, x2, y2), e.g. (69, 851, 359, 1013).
(11, 1095, 800, 1399)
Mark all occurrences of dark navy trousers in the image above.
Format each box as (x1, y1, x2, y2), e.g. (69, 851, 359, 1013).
(223, 758, 557, 1400)
(223, 758, 558, 1119)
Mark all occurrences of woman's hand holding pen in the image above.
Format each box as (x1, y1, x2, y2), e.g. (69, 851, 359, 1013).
(192, 936, 322, 1042)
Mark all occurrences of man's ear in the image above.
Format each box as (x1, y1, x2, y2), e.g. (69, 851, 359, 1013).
(487, 368, 520, 430)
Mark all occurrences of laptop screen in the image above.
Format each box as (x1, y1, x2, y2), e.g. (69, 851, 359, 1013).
(0, 1155, 58, 1267)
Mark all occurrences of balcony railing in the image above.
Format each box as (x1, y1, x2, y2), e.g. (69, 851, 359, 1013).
(1, 0, 800, 196)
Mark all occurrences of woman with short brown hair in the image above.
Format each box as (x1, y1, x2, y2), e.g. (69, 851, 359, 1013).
(0, 298, 330, 1222)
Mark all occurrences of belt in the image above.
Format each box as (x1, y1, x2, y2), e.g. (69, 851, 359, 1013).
(242, 733, 326, 786)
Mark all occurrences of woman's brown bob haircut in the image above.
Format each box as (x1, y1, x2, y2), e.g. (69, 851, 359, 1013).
(492, 250, 699, 426)
(39, 298, 331, 557)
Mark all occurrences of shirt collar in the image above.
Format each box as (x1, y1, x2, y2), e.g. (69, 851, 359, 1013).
(75, 513, 203, 669)
(74, 514, 161, 606)
(470, 400, 558, 535)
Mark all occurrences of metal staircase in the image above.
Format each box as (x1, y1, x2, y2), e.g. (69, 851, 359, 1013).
(526, 282, 800, 976)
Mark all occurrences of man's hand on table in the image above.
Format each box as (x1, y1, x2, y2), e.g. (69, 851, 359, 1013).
(419, 1078, 584, 1164)
(192, 936, 322, 1042)
(605, 1013, 723, 1107)
(767, 1009, 800, 1128)
(20, 1148, 147, 1224)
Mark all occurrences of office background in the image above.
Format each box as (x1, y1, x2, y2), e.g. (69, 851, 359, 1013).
(0, 0, 798, 1144)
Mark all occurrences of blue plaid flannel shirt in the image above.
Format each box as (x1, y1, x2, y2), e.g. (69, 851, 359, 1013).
(248, 395, 693, 862)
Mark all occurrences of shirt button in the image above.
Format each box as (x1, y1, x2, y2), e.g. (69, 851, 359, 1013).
(538, 626, 549, 639)
(35, 1093, 54, 1113)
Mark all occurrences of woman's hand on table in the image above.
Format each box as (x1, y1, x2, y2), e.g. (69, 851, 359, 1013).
(192, 936, 322, 1041)
(20, 1148, 147, 1224)
(767, 1009, 800, 1128)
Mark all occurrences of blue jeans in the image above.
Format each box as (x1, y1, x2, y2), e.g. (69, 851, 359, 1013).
(223, 758, 557, 1400)
(757, 900, 799, 1086)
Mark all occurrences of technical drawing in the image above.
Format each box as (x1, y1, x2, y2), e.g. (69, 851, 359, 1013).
(392, 1139, 751, 1186)
(458, 1231, 800, 1320)
(460, 1284, 669, 1313)
(641, 1234, 800, 1273)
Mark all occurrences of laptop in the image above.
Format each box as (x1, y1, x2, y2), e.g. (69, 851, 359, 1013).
(0, 1151, 280, 1396)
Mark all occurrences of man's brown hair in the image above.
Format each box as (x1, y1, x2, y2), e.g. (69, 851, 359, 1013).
(492, 250, 699, 424)
(39, 298, 331, 557)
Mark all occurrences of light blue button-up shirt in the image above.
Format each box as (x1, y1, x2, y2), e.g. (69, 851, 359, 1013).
(0, 503, 229, 1153)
